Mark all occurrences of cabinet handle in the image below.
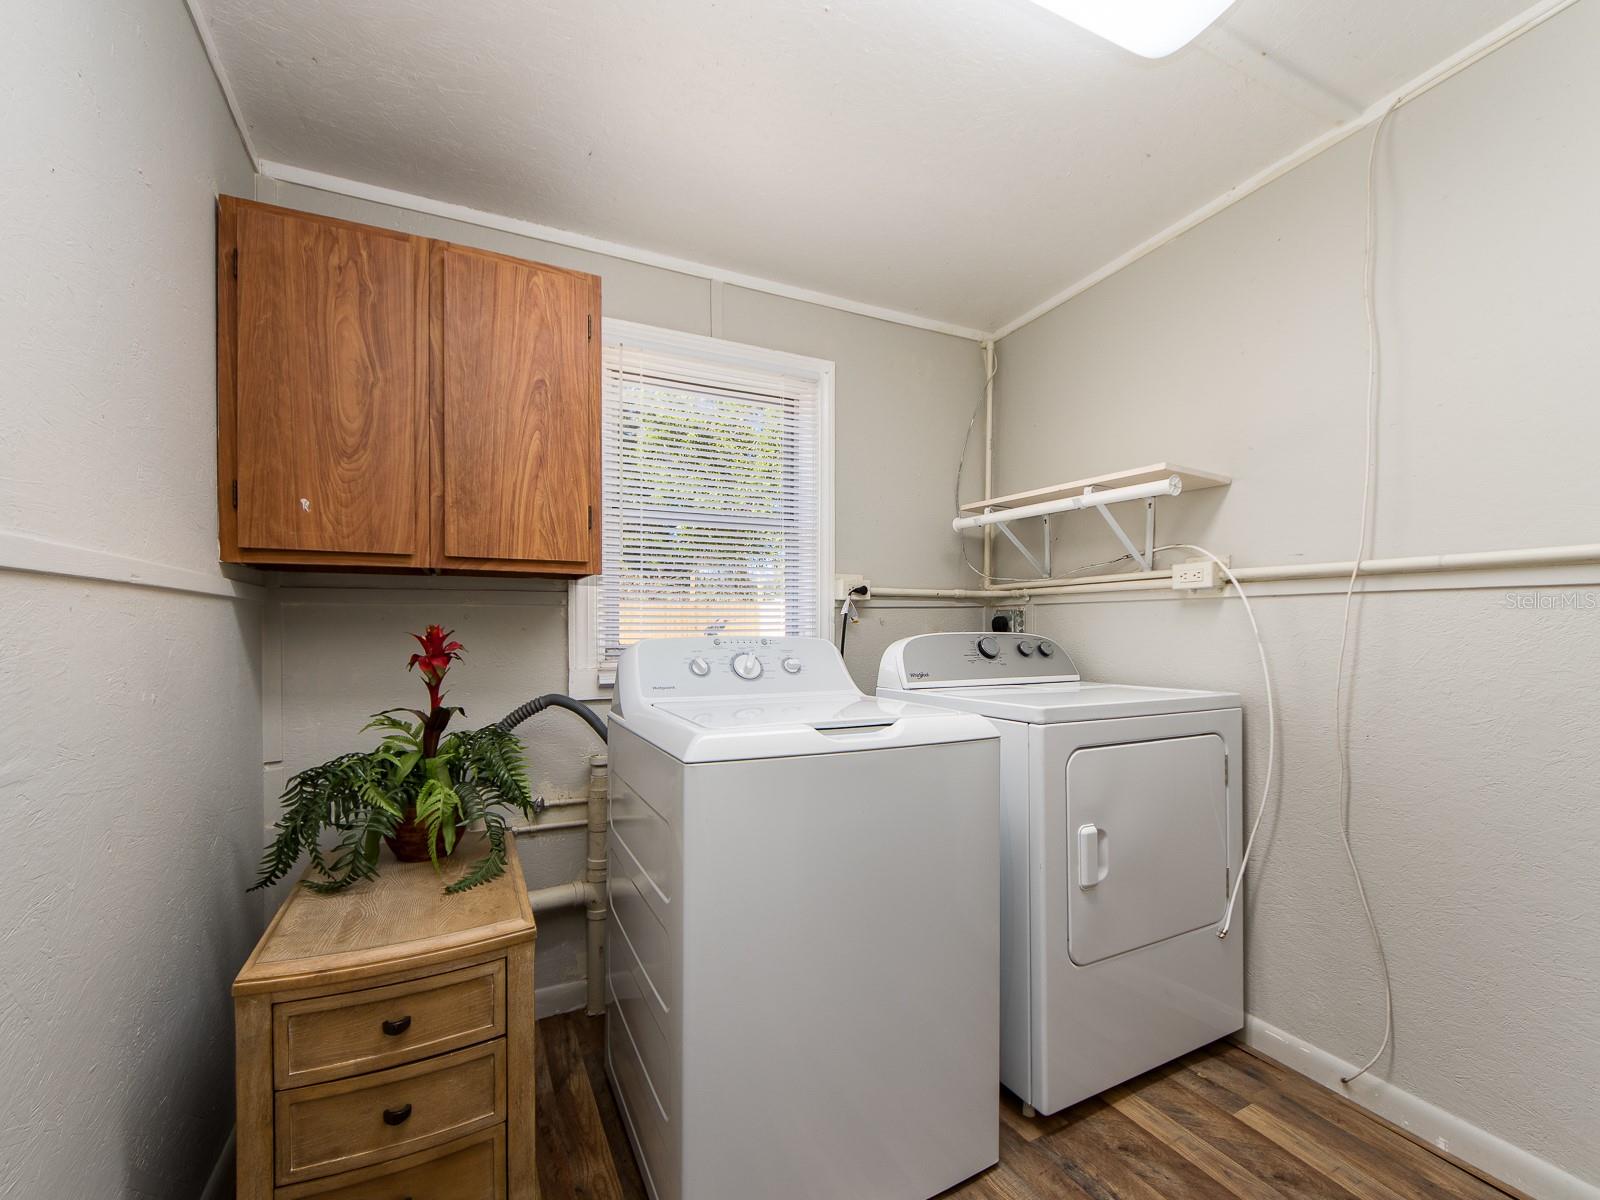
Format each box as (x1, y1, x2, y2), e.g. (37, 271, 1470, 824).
(381, 1015, 412, 1036)
(382, 1103, 413, 1126)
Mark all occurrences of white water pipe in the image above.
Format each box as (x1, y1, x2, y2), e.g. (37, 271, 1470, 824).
(536, 793, 592, 810)
(871, 542, 1600, 602)
(982, 340, 995, 585)
(508, 790, 594, 836)
(524, 755, 610, 1016)
(527, 877, 595, 911)
(1232, 543, 1600, 582)
(952, 475, 1182, 532)
(1007, 567, 1176, 589)
(868, 586, 1032, 600)
(517, 817, 589, 834)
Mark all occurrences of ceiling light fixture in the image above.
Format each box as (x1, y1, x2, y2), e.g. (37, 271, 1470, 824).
(1025, 0, 1237, 58)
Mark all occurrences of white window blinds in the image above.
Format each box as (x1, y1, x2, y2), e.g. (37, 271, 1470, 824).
(592, 324, 829, 677)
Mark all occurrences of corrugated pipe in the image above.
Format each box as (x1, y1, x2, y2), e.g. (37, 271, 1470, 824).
(524, 755, 610, 1017)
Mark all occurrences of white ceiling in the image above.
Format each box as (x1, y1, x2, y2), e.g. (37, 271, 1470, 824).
(202, 0, 1537, 334)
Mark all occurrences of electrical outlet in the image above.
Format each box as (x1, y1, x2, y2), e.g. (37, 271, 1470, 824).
(1171, 559, 1219, 591)
(991, 607, 1025, 633)
(833, 574, 870, 601)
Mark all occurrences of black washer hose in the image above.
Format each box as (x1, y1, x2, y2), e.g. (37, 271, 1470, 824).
(494, 693, 608, 743)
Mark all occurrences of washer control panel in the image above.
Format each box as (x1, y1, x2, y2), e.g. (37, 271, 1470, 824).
(618, 636, 856, 703)
(878, 632, 1080, 689)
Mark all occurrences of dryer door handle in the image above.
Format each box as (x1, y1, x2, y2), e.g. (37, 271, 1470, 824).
(1077, 823, 1105, 889)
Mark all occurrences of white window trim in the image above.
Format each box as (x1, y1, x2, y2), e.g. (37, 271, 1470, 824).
(568, 319, 835, 700)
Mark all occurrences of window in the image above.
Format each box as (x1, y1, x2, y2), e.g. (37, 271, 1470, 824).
(569, 320, 833, 697)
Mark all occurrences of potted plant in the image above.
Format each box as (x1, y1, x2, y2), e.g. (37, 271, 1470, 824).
(251, 625, 536, 894)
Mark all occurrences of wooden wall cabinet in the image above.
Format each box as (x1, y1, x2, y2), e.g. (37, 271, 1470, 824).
(217, 196, 600, 576)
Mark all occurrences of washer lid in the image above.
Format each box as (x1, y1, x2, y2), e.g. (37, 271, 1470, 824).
(654, 694, 907, 732)
(876, 681, 1238, 723)
(617, 693, 995, 762)
(610, 636, 997, 763)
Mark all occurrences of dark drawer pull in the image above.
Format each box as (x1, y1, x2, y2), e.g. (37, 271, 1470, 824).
(382, 1103, 413, 1126)
(381, 1015, 412, 1037)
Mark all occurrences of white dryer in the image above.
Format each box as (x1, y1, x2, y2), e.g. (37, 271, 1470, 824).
(878, 632, 1243, 1115)
(607, 636, 1001, 1200)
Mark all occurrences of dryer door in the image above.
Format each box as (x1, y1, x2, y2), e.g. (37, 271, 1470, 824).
(1066, 734, 1228, 966)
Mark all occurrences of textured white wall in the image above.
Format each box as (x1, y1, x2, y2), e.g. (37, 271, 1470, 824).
(0, 2, 261, 1197)
(993, 3, 1600, 1189)
(253, 178, 985, 1009)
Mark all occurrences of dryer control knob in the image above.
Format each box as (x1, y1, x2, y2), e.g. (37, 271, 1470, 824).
(1037, 641, 1055, 657)
(731, 651, 763, 680)
(781, 657, 802, 674)
(1017, 641, 1036, 656)
(688, 657, 710, 677)
(977, 636, 1000, 660)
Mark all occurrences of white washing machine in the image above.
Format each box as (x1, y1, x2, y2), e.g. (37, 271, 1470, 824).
(606, 635, 1001, 1200)
(878, 632, 1243, 1115)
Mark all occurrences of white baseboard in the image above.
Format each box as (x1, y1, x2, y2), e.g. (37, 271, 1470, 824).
(1241, 1015, 1599, 1200)
(536, 978, 592, 1019)
(198, 1127, 236, 1200)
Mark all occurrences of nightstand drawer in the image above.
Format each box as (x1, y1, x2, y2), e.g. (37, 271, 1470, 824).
(275, 961, 505, 1087)
(275, 1041, 505, 1185)
(275, 1127, 504, 1200)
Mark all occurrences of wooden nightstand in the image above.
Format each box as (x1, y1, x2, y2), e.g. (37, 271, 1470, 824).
(233, 836, 536, 1199)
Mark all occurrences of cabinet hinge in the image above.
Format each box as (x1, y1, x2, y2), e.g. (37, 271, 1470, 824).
(230, 480, 239, 510)
(587, 314, 593, 342)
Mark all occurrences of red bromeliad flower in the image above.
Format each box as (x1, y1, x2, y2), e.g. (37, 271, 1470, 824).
(408, 625, 464, 712)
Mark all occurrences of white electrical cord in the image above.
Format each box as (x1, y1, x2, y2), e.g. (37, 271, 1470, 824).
(1332, 99, 1402, 1085)
(1155, 544, 1275, 941)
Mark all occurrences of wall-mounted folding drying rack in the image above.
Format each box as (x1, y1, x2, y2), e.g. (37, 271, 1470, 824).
(953, 462, 1231, 577)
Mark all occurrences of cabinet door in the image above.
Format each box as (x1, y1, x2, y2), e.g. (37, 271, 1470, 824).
(219, 198, 428, 563)
(434, 243, 599, 574)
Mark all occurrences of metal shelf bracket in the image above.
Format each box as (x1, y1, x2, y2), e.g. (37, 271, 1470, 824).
(1086, 488, 1158, 572)
(992, 513, 1052, 578)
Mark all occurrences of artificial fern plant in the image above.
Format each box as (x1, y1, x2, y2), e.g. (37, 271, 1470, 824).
(252, 625, 536, 895)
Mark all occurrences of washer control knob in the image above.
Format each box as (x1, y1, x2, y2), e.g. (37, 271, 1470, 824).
(731, 651, 763, 680)
(781, 657, 802, 675)
(977, 636, 1000, 660)
(1037, 641, 1055, 658)
(688, 657, 710, 677)
(1017, 641, 1036, 656)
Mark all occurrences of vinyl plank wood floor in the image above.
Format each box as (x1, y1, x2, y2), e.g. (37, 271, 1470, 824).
(533, 1013, 1515, 1200)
